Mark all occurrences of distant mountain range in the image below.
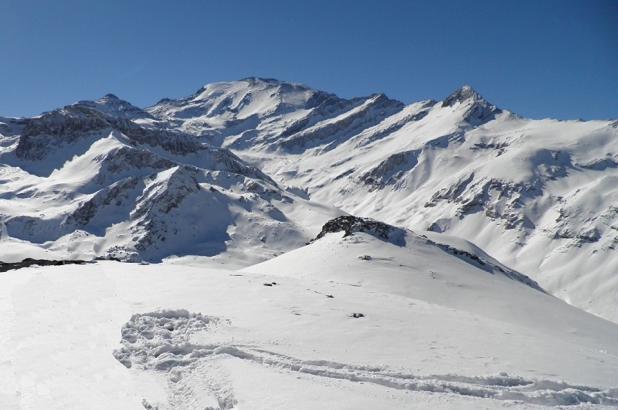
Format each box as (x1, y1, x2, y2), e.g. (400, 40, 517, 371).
(1, 77, 616, 322)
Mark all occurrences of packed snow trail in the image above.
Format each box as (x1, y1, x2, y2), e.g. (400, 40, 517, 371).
(113, 310, 618, 408)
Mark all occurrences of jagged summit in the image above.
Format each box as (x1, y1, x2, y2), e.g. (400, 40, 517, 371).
(101, 93, 120, 100)
(239, 76, 298, 85)
(442, 85, 483, 106)
(76, 93, 153, 120)
(442, 84, 501, 124)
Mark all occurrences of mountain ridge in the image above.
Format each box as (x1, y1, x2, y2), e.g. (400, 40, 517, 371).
(1, 77, 617, 323)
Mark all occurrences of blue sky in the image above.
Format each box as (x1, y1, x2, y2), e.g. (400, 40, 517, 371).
(1, 0, 616, 119)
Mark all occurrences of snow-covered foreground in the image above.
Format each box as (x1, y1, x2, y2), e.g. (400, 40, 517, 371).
(2, 231, 618, 409)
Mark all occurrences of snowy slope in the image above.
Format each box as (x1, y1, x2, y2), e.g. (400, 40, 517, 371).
(0, 95, 341, 264)
(146, 77, 404, 152)
(2, 77, 617, 323)
(2, 224, 618, 409)
(146, 78, 618, 322)
(243, 96, 618, 322)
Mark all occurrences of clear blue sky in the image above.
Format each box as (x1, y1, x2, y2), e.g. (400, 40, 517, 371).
(1, 0, 616, 119)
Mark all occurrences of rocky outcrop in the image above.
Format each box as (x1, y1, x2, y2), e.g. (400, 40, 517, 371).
(313, 215, 406, 246)
(0, 258, 89, 272)
(77, 94, 154, 120)
(16, 103, 202, 161)
(426, 175, 540, 230)
(442, 85, 501, 125)
(360, 149, 421, 190)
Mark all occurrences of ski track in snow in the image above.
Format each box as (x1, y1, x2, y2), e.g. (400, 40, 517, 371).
(113, 310, 618, 409)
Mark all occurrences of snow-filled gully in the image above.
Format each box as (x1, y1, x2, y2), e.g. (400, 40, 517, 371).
(113, 310, 618, 408)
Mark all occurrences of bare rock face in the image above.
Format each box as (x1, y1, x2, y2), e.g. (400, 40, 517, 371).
(360, 149, 421, 190)
(17, 106, 111, 160)
(442, 85, 501, 125)
(314, 215, 406, 246)
(15, 103, 202, 161)
(77, 93, 154, 120)
(426, 175, 540, 230)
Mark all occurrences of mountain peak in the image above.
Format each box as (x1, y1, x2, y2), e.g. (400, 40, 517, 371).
(101, 93, 120, 100)
(441, 85, 502, 124)
(442, 85, 486, 107)
(240, 76, 285, 84)
(84, 94, 152, 120)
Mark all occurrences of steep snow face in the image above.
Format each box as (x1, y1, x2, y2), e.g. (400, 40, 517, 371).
(147, 77, 404, 152)
(0, 96, 342, 264)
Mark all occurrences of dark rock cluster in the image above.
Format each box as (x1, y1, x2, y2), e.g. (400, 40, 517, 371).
(313, 215, 406, 246)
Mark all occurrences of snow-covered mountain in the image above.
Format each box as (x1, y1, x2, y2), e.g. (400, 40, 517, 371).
(3, 73, 618, 408)
(1, 77, 617, 324)
(0, 94, 340, 264)
(144, 78, 618, 322)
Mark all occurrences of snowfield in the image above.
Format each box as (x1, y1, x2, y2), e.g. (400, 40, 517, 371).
(2, 227, 618, 409)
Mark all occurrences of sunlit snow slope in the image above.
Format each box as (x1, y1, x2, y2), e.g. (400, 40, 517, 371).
(147, 78, 618, 322)
(2, 219, 618, 409)
(0, 94, 341, 265)
(1, 77, 617, 322)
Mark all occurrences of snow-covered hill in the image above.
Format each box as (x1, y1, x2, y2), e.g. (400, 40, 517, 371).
(2, 218, 618, 409)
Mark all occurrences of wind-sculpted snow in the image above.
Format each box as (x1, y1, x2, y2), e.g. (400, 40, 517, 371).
(277, 94, 404, 153)
(422, 235, 544, 292)
(114, 310, 618, 408)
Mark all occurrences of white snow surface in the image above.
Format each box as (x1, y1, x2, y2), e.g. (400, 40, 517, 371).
(2, 77, 618, 408)
(2, 231, 618, 409)
(145, 78, 618, 322)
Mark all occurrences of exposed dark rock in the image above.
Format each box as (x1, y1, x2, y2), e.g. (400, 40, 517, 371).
(77, 94, 154, 120)
(0, 258, 89, 273)
(15, 103, 203, 161)
(313, 215, 406, 246)
(360, 149, 421, 190)
(67, 177, 141, 228)
(442, 85, 501, 125)
(470, 141, 510, 156)
(578, 156, 618, 171)
(426, 175, 542, 230)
